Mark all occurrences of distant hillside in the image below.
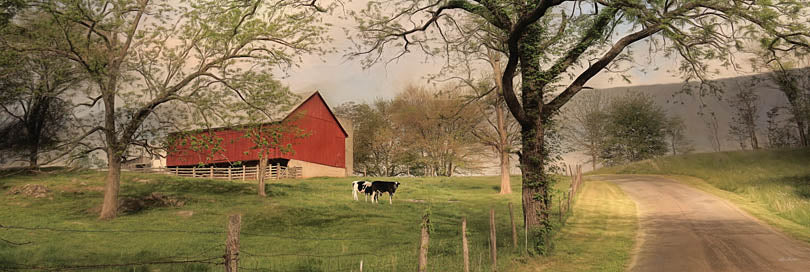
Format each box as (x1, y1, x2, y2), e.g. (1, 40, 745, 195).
(559, 72, 799, 171)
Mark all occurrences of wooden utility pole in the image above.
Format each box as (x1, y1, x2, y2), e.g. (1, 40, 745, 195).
(225, 214, 241, 272)
(418, 213, 430, 272)
(462, 217, 469, 272)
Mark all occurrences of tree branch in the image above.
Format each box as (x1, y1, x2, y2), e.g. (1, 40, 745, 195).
(545, 25, 662, 114)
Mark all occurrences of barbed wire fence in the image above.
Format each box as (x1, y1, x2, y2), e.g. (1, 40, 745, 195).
(0, 197, 540, 272)
(0, 217, 421, 272)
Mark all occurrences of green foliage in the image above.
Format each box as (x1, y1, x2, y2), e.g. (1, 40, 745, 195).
(664, 116, 694, 155)
(766, 107, 799, 148)
(334, 100, 403, 176)
(0, 18, 80, 167)
(0, 0, 24, 26)
(728, 79, 763, 150)
(335, 85, 485, 176)
(600, 92, 669, 166)
(561, 91, 610, 168)
(349, 0, 809, 249)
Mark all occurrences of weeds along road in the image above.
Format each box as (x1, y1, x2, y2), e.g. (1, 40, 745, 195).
(593, 175, 810, 272)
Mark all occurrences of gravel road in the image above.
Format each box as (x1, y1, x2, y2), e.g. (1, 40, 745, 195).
(595, 175, 810, 272)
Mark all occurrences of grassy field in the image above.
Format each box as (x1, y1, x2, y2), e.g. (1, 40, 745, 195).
(1, 169, 590, 271)
(594, 149, 810, 242)
(513, 180, 637, 272)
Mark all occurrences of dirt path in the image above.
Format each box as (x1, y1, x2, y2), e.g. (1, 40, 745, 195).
(594, 175, 810, 272)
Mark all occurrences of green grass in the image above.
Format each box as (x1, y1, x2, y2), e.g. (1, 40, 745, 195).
(594, 148, 810, 242)
(513, 180, 638, 272)
(0, 169, 581, 271)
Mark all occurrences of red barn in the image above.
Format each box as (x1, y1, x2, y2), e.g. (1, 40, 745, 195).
(166, 91, 353, 177)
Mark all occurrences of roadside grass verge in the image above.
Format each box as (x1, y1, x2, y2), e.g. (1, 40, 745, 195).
(513, 180, 637, 272)
(593, 149, 810, 242)
(0, 168, 574, 271)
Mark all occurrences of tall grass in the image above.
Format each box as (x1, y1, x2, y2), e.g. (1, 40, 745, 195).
(594, 149, 810, 228)
(0, 169, 575, 271)
(515, 180, 637, 272)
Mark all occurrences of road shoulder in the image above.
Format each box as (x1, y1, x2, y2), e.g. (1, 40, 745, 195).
(647, 174, 810, 244)
(514, 180, 637, 272)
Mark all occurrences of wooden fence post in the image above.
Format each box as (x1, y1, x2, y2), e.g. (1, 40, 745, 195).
(174, 167, 178, 176)
(224, 214, 241, 272)
(559, 197, 564, 224)
(192, 167, 196, 176)
(509, 203, 517, 249)
(462, 216, 469, 272)
(228, 167, 232, 180)
(489, 208, 497, 272)
(242, 165, 246, 181)
(567, 189, 572, 216)
(210, 166, 214, 178)
(568, 165, 573, 179)
(417, 213, 430, 272)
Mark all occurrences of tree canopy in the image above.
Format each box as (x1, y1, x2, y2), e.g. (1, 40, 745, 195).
(1, 0, 336, 219)
(349, 0, 810, 252)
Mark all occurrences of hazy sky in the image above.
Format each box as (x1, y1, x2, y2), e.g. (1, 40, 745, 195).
(280, 2, 761, 106)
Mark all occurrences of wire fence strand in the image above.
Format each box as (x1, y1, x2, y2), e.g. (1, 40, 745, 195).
(0, 256, 223, 271)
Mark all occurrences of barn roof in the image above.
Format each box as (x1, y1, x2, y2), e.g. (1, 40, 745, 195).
(169, 91, 347, 137)
(282, 91, 348, 137)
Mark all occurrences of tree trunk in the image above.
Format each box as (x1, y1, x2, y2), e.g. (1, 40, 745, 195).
(99, 153, 121, 220)
(591, 153, 597, 172)
(499, 148, 511, 194)
(258, 156, 267, 197)
(99, 88, 119, 220)
(516, 23, 551, 252)
(28, 149, 38, 169)
(519, 125, 549, 244)
(796, 119, 808, 147)
(489, 48, 512, 195)
(496, 102, 511, 194)
(750, 129, 759, 150)
(671, 135, 677, 155)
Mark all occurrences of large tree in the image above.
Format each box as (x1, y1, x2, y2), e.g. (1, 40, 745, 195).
(600, 92, 669, 165)
(350, 0, 809, 251)
(4, 0, 333, 219)
(664, 116, 694, 155)
(765, 65, 810, 147)
(0, 47, 78, 168)
(335, 100, 407, 176)
(560, 90, 609, 171)
(0, 12, 84, 168)
(390, 85, 484, 176)
(728, 81, 762, 150)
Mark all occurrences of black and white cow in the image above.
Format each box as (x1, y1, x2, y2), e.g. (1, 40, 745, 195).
(351, 180, 373, 201)
(370, 181, 400, 204)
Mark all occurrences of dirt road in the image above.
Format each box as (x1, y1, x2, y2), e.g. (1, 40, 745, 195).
(595, 175, 810, 272)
